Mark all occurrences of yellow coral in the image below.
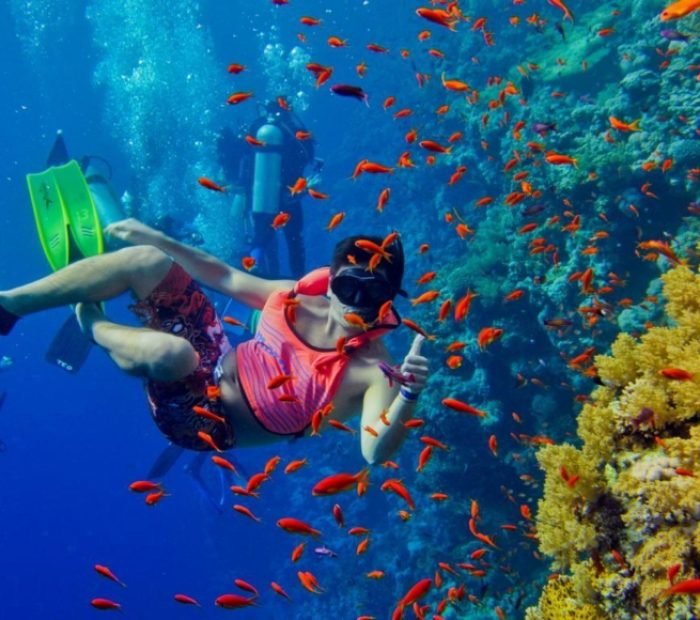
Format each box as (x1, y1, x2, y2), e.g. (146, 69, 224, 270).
(535, 444, 603, 569)
(595, 333, 639, 387)
(577, 401, 617, 462)
(524, 576, 607, 620)
(531, 264, 700, 619)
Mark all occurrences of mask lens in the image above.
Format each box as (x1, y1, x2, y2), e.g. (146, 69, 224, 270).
(331, 269, 392, 309)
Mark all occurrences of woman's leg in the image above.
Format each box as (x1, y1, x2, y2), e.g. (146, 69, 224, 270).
(75, 303, 199, 382)
(0, 245, 172, 317)
(1, 245, 199, 381)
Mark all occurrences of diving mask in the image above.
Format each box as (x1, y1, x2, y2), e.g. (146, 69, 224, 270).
(330, 267, 394, 311)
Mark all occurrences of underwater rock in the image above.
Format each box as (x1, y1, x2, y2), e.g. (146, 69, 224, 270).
(669, 140, 700, 167)
(619, 69, 659, 97)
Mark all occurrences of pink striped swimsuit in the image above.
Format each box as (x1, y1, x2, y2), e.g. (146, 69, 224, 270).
(236, 270, 398, 436)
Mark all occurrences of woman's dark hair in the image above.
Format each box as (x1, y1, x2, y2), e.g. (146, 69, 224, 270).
(331, 234, 405, 296)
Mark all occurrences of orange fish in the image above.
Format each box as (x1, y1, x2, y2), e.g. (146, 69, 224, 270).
(441, 73, 469, 91)
(277, 517, 322, 537)
(419, 140, 452, 154)
(477, 327, 503, 349)
(227, 91, 254, 105)
(145, 490, 167, 506)
(416, 7, 457, 30)
(488, 435, 498, 457)
(356, 537, 370, 555)
(417, 445, 433, 472)
(212, 455, 238, 474)
(300, 16, 321, 26)
(312, 469, 369, 495)
(380, 478, 415, 510)
(659, 367, 693, 380)
(267, 374, 293, 390)
(376, 188, 391, 212)
(411, 290, 440, 306)
(662, 578, 700, 596)
(214, 594, 257, 610)
(288, 177, 307, 196)
(545, 152, 578, 166)
(241, 256, 256, 271)
(344, 312, 372, 331)
(197, 431, 223, 453)
(198, 176, 226, 192)
(271, 212, 290, 230)
(442, 397, 486, 418)
(91, 598, 121, 611)
(609, 116, 641, 132)
(504, 289, 524, 302)
(297, 571, 324, 594)
(454, 289, 478, 321)
(129, 480, 162, 493)
(95, 565, 126, 588)
(270, 582, 292, 601)
(360, 161, 394, 174)
(174, 594, 201, 606)
(307, 188, 329, 200)
(223, 315, 247, 329)
(227, 63, 246, 74)
(327, 36, 348, 48)
(233, 504, 262, 522)
(245, 135, 265, 147)
(660, 0, 700, 20)
(192, 405, 226, 424)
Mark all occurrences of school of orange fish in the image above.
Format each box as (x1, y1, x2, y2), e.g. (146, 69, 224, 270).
(92, 0, 700, 617)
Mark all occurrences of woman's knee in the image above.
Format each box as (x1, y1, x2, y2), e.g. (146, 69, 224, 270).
(112, 332, 198, 381)
(145, 336, 199, 382)
(115, 246, 173, 299)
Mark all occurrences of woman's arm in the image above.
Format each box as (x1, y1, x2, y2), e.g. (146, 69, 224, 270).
(105, 219, 295, 309)
(359, 377, 414, 464)
(359, 335, 429, 464)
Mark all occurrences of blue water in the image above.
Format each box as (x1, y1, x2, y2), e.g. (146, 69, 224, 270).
(1, 0, 698, 618)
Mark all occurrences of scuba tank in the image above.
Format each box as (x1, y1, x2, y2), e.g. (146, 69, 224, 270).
(82, 157, 126, 251)
(250, 122, 284, 274)
(251, 123, 284, 216)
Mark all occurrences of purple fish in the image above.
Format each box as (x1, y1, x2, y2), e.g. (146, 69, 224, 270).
(330, 84, 369, 106)
(314, 546, 337, 558)
(521, 203, 546, 217)
(660, 29, 689, 42)
(378, 361, 414, 387)
(631, 407, 655, 429)
(532, 122, 556, 137)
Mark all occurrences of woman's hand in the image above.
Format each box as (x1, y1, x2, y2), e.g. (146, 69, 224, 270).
(104, 218, 163, 246)
(399, 335, 429, 399)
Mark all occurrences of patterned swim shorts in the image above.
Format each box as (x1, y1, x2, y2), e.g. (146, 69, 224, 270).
(130, 261, 235, 451)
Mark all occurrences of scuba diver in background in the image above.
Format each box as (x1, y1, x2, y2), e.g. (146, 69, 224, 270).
(218, 99, 321, 278)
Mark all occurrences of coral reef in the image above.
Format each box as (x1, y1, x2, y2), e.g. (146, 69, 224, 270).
(528, 265, 700, 619)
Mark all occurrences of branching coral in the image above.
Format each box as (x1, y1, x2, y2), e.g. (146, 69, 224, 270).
(524, 575, 606, 620)
(527, 265, 700, 619)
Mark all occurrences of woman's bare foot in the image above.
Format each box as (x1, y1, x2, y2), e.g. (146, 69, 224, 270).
(75, 302, 106, 343)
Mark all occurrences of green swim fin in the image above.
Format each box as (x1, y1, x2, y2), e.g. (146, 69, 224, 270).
(27, 159, 105, 373)
(26, 160, 104, 271)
